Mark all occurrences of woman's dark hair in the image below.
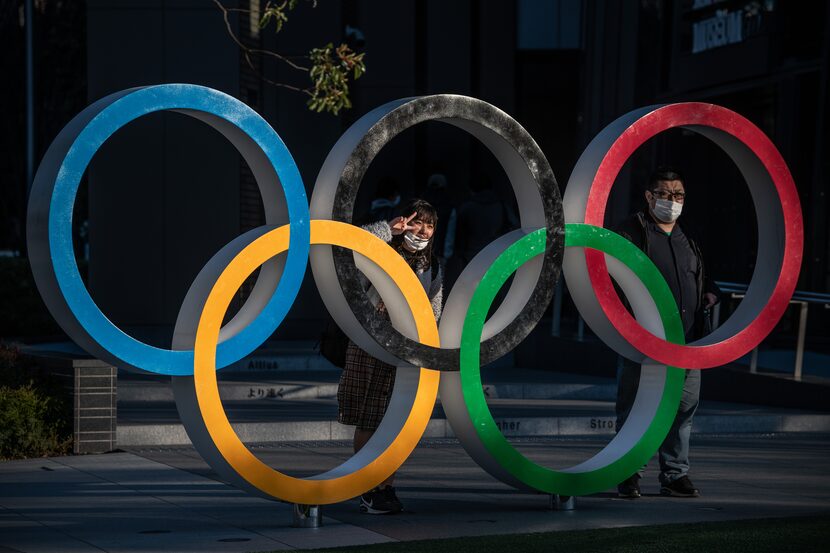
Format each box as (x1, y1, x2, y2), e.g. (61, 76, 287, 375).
(400, 198, 438, 226)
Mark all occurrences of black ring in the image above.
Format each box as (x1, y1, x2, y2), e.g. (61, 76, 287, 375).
(327, 95, 564, 370)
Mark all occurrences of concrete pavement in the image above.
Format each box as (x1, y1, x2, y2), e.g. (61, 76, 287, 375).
(2, 434, 829, 552)
(7, 343, 830, 551)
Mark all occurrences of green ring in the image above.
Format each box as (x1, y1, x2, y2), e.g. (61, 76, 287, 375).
(459, 223, 686, 496)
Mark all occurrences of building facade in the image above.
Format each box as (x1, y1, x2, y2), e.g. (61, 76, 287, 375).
(4, 0, 827, 344)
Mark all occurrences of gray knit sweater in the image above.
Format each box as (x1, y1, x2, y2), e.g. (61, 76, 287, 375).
(362, 220, 443, 320)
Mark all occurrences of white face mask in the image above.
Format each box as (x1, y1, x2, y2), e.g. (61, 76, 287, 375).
(403, 231, 430, 251)
(652, 198, 683, 223)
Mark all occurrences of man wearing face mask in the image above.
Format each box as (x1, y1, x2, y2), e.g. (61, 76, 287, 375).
(613, 167, 720, 499)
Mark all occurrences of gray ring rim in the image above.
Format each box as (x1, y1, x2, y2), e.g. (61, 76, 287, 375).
(317, 95, 564, 370)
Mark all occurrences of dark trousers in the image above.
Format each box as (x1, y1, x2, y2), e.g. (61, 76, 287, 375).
(615, 356, 701, 484)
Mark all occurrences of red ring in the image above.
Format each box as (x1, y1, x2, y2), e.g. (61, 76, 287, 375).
(584, 103, 803, 369)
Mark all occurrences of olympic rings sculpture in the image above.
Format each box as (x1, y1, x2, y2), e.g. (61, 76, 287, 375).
(28, 84, 802, 504)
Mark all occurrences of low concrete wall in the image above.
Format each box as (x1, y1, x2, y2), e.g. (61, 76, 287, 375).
(24, 353, 117, 454)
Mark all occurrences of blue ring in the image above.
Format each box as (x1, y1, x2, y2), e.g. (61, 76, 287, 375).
(48, 84, 309, 375)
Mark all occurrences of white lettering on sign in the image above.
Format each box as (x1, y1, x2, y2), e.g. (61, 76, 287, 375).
(692, 10, 743, 53)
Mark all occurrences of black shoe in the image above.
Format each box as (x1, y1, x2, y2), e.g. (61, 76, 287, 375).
(359, 486, 402, 514)
(660, 476, 700, 497)
(381, 485, 404, 512)
(617, 475, 641, 499)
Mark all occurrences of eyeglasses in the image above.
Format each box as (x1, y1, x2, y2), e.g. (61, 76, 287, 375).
(650, 189, 686, 202)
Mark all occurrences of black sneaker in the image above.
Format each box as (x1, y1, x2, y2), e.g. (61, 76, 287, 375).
(381, 485, 404, 512)
(617, 475, 641, 499)
(359, 487, 402, 514)
(660, 476, 700, 497)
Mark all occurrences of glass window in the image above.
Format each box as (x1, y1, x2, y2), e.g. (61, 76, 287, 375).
(517, 0, 583, 50)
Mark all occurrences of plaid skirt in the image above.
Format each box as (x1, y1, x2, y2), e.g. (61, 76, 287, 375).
(337, 341, 396, 431)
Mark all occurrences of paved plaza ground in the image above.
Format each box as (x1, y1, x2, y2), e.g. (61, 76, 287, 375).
(2, 433, 829, 552)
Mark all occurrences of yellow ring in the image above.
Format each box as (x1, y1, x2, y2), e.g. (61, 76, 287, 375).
(193, 219, 440, 504)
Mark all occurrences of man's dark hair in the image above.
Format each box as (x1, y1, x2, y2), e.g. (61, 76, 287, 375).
(646, 166, 685, 191)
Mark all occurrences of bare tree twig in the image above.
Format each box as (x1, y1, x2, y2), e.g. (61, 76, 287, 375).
(212, 0, 310, 73)
(261, 74, 312, 95)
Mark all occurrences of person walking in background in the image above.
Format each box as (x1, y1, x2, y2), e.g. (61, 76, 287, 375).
(614, 167, 720, 499)
(446, 175, 517, 287)
(423, 173, 456, 262)
(367, 176, 401, 223)
(337, 198, 443, 514)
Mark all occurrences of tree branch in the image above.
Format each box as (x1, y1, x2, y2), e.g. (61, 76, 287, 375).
(211, 0, 365, 115)
(212, 0, 309, 73)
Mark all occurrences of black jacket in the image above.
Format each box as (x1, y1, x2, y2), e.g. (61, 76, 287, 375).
(612, 212, 721, 340)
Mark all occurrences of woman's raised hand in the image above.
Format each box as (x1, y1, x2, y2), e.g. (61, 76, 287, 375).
(389, 212, 418, 236)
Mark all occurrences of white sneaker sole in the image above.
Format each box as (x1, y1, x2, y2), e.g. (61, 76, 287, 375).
(360, 502, 396, 515)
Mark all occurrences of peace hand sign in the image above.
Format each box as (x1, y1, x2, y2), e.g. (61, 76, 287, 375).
(389, 212, 418, 236)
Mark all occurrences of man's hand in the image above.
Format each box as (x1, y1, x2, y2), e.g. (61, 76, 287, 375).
(703, 292, 718, 309)
(389, 212, 418, 236)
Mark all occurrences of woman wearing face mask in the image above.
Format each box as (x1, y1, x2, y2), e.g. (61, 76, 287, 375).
(336, 198, 442, 515)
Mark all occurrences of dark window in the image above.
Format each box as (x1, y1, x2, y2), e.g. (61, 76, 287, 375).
(517, 0, 583, 50)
